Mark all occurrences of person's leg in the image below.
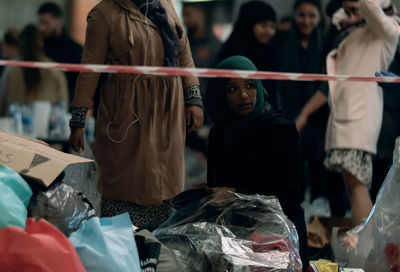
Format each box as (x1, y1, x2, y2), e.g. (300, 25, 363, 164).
(342, 169, 373, 227)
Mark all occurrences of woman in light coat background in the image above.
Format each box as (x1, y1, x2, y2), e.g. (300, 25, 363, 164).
(296, 0, 400, 226)
(0, 24, 68, 115)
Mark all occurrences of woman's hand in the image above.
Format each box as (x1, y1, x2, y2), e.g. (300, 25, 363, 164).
(295, 90, 328, 133)
(295, 113, 308, 133)
(69, 128, 85, 151)
(211, 187, 236, 194)
(185, 105, 204, 132)
(375, 71, 400, 90)
(211, 187, 237, 206)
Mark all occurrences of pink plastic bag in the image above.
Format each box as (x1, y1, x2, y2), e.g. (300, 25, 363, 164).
(0, 218, 85, 272)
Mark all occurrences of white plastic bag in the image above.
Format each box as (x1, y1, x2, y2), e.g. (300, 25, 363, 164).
(348, 137, 400, 271)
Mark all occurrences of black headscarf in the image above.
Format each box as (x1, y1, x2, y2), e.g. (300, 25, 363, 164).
(205, 56, 271, 149)
(218, 1, 277, 68)
(132, 0, 182, 66)
(217, 1, 278, 104)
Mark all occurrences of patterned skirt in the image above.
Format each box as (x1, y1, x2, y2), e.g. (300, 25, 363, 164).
(324, 149, 373, 187)
(101, 198, 173, 228)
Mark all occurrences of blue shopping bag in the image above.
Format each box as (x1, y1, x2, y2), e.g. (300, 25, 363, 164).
(0, 165, 32, 229)
(69, 213, 141, 272)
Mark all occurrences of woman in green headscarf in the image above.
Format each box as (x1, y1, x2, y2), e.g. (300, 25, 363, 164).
(205, 56, 309, 270)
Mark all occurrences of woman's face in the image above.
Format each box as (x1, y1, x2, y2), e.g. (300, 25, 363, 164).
(295, 3, 320, 36)
(342, 1, 363, 23)
(226, 78, 257, 116)
(1, 43, 19, 60)
(253, 21, 276, 44)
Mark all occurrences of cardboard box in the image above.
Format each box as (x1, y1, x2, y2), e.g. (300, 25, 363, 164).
(0, 131, 92, 186)
(308, 216, 353, 248)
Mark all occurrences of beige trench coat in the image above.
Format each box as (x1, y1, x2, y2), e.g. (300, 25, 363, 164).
(0, 55, 68, 115)
(71, 0, 199, 205)
(325, 0, 400, 154)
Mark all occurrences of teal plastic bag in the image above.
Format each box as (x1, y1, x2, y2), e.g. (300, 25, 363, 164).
(69, 213, 141, 272)
(0, 165, 32, 229)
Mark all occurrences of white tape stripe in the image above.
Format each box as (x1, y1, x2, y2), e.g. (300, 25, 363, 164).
(0, 60, 400, 83)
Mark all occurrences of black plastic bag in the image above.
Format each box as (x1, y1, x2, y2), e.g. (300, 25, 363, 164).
(28, 179, 96, 236)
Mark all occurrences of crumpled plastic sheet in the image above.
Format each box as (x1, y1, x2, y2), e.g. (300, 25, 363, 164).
(63, 140, 101, 214)
(347, 137, 400, 272)
(153, 191, 302, 272)
(29, 180, 96, 236)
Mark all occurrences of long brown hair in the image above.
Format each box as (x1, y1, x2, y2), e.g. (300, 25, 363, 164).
(19, 24, 44, 93)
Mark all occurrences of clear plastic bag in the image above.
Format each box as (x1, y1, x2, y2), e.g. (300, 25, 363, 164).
(302, 197, 332, 225)
(153, 191, 302, 272)
(348, 137, 400, 271)
(63, 140, 101, 214)
(28, 180, 96, 236)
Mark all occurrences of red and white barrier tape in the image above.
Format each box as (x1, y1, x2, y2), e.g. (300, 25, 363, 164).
(1, 60, 400, 83)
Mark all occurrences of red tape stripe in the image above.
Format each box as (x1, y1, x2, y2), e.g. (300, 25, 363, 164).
(1, 60, 400, 83)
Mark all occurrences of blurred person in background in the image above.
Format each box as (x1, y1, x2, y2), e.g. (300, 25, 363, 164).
(182, 2, 221, 73)
(1, 29, 20, 61)
(0, 24, 68, 116)
(278, 15, 293, 32)
(38, 2, 82, 103)
(278, 0, 349, 218)
(295, 0, 400, 227)
(182, 2, 222, 157)
(217, 1, 279, 107)
(0, 29, 20, 107)
(277, 0, 327, 205)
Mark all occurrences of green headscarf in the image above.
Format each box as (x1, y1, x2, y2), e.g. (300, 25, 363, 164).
(205, 56, 269, 124)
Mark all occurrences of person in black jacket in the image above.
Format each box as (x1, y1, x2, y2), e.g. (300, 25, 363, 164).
(38, 2, 83, 104)
(205, 56, 309, 271)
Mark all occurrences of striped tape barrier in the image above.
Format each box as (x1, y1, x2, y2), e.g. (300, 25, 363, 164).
(1, 60, 400, 83)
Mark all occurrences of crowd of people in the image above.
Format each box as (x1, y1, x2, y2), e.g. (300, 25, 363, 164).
(1, 0, 400, 270)
(187, 0, 400, 228)
(0, 2, 82, 115)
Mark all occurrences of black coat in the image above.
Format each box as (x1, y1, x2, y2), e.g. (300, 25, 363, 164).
(207, 109, 309, 269)
(44, 29, 83, 103)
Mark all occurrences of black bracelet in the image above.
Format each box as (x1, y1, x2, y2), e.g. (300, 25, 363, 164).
(184, 85, 203, 108)
(69, 107, 88, 129)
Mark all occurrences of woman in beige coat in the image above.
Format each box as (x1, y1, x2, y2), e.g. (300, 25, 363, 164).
(296, 0, 400, 226)
(69, 0, 203, 227)
(0, 25, 68, 115)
